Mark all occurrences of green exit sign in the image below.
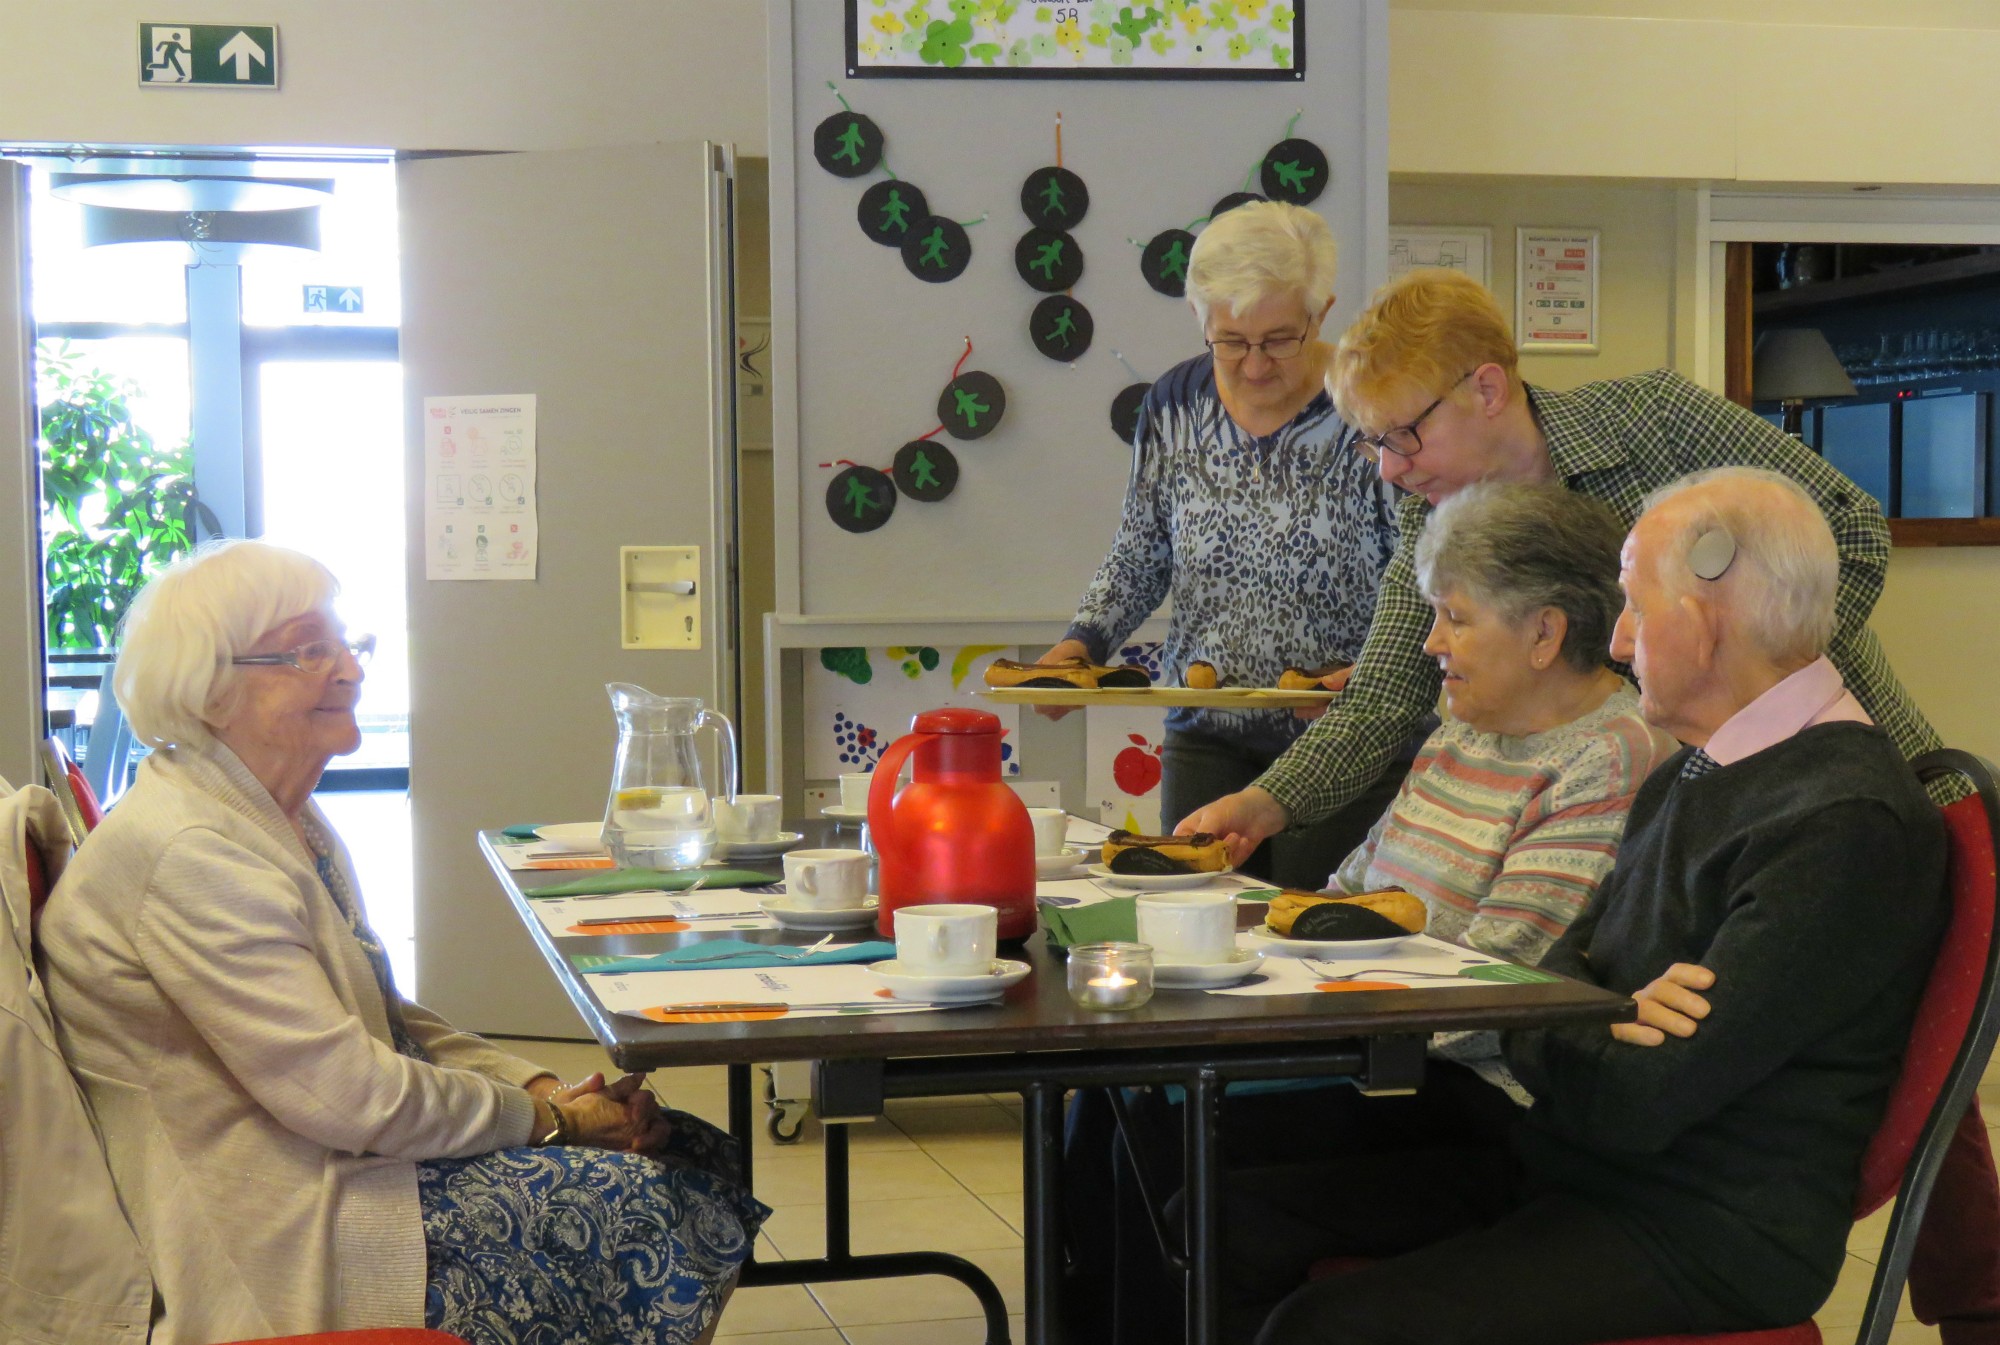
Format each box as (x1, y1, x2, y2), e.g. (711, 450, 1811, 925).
(139, 22, 278, 89)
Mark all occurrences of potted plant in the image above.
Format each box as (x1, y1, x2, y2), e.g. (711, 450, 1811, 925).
(37, 339, 214, 650)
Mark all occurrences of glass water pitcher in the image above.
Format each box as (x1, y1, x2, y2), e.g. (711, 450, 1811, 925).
(602, 683, 738, 871)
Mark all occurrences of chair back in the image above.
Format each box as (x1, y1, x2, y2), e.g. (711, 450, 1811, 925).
(39, 735, 102, 846)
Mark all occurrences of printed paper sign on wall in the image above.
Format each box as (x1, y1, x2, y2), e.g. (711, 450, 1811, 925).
(804, 645, 1022, 779)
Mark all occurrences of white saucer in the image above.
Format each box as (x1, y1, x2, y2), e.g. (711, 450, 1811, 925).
(864, 957, 1032, 1002)
(1154, 949, 1266, 987)
(759, 894, 879, 931)
(716, 831, 805, 861)
(1036, 847, 1092, 878)
(821, 804, 871, 823)
(1085, 863, 1229, 891)
(533, 822, 605, 853)
(1244, 928, 1420, 958)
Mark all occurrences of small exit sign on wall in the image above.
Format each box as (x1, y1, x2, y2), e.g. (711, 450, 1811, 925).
(138, 23, 279, 89)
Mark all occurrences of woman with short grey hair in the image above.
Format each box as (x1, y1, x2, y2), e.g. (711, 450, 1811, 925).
(1033, 198, 1406, 887)
(40, 539, 765, 1345)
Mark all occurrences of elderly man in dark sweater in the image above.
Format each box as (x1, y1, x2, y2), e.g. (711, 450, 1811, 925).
(1226, 468, 1948, 1345)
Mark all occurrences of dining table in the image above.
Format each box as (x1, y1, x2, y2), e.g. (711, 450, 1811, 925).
(479, 818, 1633, 1345)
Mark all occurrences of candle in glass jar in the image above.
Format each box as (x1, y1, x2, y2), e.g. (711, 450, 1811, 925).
(1068, 942, 1154, 1011)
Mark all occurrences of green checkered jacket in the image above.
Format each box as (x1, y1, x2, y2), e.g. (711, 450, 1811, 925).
(1255, 368, 1942, 826)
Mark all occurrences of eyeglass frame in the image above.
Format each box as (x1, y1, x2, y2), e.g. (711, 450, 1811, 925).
(1354, 368, 1477, 464)
(1203, 326, 1312, 364)
(230, 633, 376, 675)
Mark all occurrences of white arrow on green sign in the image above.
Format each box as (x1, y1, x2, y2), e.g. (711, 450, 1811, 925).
(139, 23, 279, 89)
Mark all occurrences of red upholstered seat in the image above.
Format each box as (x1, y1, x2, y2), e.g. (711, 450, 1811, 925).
(226, 1333, 468, 1344)
(1594, 1326, 1821, 1345)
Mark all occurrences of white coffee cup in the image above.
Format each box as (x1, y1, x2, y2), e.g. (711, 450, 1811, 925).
(782, 848, 870, 910)
(839, 772, 874, 812)
(894, 903, 998, 977)
(1135, 892, 1239, 966)
(1026, 807, 1069, 857)
(713, 793, 782, 843)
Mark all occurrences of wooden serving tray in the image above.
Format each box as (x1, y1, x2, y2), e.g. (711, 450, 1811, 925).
(978, 687, 1336, 709)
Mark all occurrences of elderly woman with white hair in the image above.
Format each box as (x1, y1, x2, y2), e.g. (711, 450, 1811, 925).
(38, 540, 766, 1345)
(1037, 199, 1408, 884)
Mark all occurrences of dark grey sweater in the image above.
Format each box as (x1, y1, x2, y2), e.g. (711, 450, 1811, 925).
(1503, 723, 1947, 1325)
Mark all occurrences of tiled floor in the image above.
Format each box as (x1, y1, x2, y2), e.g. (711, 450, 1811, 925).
(513, 1037, 2000, 1344)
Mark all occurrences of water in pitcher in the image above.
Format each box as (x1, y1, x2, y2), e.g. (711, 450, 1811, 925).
(606, 785, 713, 869)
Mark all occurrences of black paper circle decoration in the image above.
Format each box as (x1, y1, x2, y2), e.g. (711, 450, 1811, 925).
(1110, 382, 1151, 444)
(1141, 229, 1196, 297)
(1015, 227, 1083, 293)
(814, 111, 883, 178)
(1020, 166, 1089, 229)
(826, 465, 898, 533)
(858, 179, 929, 248)
(892, 439, 959, 502)
(1030, 295, 1093, 361)
(1259, 138, 1329, 205)
(938, 371, 1006, 440)
(902, 216, 972, 283)
(1211, 191, 1266, 219)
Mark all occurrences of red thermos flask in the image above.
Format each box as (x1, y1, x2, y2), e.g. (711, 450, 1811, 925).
(867, 707, 1038, 941)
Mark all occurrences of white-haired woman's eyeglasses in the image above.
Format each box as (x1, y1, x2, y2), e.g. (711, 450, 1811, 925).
(230, 634, 375, 675)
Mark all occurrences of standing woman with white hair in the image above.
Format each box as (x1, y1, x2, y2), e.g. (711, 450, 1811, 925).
(38, 539, 766, 1345)
(1036, 200, 1412, 885)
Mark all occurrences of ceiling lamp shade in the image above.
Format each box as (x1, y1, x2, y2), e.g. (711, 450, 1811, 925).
(78, 203, 321, 252)
(1754, 327, 1858, 403)
(50, 171, 333, 212)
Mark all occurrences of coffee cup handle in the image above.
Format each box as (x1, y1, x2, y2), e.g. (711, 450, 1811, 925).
(930, 925, 948, 962)
(797, 868, 817, 899)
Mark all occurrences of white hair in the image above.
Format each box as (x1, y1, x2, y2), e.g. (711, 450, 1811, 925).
(1640, 467, 1839, 665)
(1185, 200, 1338, 329)
(114, 539, 340, 749)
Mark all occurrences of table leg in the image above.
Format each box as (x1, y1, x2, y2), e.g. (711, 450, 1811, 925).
(1022, 1080, 1065, 1345)
(1183, 1068, 1223, 1345)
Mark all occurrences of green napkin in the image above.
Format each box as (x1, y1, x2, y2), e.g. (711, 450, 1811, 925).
(1039, 895, 1138, 948)
(573, 939, 897, 974)
(502, 823, 547, 840)
(526, 867, 780, 898)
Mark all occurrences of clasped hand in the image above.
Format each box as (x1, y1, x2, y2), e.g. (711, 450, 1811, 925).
(534, 1071, 674, 1155)
(1611, 962, 1716, 1047)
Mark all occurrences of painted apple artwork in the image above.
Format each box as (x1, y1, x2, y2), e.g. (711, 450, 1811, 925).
(1112, 733, 1163, 796)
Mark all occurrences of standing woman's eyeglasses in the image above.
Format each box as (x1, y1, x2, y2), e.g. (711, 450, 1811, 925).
(1354, 369, 1476, 464)
(231, 634, 376, 675)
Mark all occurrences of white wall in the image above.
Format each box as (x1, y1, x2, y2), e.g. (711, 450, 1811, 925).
(0, 1, 767, 152)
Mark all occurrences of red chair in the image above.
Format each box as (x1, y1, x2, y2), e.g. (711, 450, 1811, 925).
(39, 734, 102, 844)
(1594, 747, 2000, 1345)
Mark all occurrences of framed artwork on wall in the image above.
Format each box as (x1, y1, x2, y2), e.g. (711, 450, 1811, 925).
(846, 2, 1306, 80)
(1389, 226, 1492, 288)
(1516, 227, 1600, 352)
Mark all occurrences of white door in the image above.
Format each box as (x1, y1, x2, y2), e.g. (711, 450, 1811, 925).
(398, 143, 738, 1035)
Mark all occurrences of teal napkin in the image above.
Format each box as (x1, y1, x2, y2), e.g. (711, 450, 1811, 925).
(1038, 895, 1137, 948)
(574, 939, 896, 974)
(502, 823, 547, 840)
(526, 867, 780, 898)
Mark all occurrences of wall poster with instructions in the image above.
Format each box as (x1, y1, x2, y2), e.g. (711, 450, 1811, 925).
(424, 393, 538, 580)
(1516, 227, 1599, 352)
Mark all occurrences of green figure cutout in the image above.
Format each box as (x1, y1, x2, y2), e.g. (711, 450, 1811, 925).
(1029, 238, 1066, 279)
(909, 449, 941, 490)
(1038, 177, 1067, 218)
(844, 475, 880, 519)
(918, 224, 952, 268)
(879, 187, 911, 232)
(1047, 306, 1078, 348)
(834, 122, 868, 167)
(1159, 239, 1189, 281)
(952, 388, 991, 428)
(1270, 159, 1317, 193)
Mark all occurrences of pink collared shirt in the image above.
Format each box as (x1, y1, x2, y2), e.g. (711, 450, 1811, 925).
(1703, 656, 1873, 768)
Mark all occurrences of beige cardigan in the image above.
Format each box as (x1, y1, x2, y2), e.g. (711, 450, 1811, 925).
(38, 743, 547, 1344)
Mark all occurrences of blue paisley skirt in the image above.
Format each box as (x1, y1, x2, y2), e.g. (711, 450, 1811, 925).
(418, 1107, 770, 1345)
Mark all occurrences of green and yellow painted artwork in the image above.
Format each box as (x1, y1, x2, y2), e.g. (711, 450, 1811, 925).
(852, 0, 1300, 72)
